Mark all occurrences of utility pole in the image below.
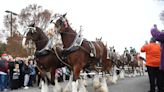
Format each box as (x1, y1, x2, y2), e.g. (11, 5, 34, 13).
(5, 10, 18, 37)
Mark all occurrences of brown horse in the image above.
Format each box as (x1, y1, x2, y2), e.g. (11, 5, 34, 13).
(22, 24, 66, 86)
(108, 47, 125, 69)
(50, 13, 112, 91)
(129, 53, 145, 76)
(95, 38, 114, 73)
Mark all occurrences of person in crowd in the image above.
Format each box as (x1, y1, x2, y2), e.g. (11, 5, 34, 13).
(8, 57, 16, 90)
(141, 37, 162, 92)
(130, 47, 136, 55)
(12, 60, 20, 89)
(23, 59, 30, 89)
(13, 57, 25, 89)
(28, 59, 36, 87)
(0, 54, 9, 92)
(124, 47, 129, 54)
(151, 24, 164, 92)
(16, 58, 25, 88)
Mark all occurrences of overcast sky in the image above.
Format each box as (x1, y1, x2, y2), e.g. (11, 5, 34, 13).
(0, 0, 164, 54)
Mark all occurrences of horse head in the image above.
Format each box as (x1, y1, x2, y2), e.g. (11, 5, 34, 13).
(22, 23, 48, 50)
(50, 13, 69, 33)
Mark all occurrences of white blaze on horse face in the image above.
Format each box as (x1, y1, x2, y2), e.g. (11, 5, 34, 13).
(22, 37, 27, 48)
(22, 29, 29, 48)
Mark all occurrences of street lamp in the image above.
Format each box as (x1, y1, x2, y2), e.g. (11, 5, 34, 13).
(5, 10, 18, 37)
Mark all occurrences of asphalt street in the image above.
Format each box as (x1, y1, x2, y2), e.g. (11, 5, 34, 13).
(9, 75, 149, 92)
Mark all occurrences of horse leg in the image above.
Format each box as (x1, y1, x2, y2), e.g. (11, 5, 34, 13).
(51, 68, 62, 92)
(50, 69, 55, 85)
(41, 76, 48, 92)
(119, 65, 125, 79)
(112, 65, 118, 84)
(132, 66, 137, 77)
(72, 65, 81, 92)
(142, 62, 145, 75)
(127, 64, 131, 77)
(134, 67, 137, 77)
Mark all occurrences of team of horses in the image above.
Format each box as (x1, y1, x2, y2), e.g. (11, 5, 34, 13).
(22, 13, 145, 92)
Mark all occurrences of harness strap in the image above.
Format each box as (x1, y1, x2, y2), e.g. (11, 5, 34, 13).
(53, 47, 71, 68)
(88, 41, 96, 57)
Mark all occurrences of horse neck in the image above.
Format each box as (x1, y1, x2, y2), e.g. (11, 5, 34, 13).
(60, 27, 77, 48)
(34, 35, 48, 51)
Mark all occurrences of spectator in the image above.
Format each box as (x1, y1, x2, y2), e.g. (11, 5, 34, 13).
(28, 59, 36, 87)
(12, 61, 20, 89)
(8, 57, 16, 90)
(124, 47, 129, 54)
(130, 47, 136, 55)
(17, 58, 25, 88)
(23, 59, 30, 89)
(141, 37, 162, 92)
(151, 24, 164, 91)
(14, 57, 24, 89)
(0, 54, 9, 92)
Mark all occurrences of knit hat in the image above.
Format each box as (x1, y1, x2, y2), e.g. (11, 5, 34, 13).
(1, 53, 9, 61)
(150, 37, 156, 42)
(1, 53, 7, 57)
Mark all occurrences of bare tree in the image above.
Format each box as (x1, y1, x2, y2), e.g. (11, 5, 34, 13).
(19, 4, 52, 31)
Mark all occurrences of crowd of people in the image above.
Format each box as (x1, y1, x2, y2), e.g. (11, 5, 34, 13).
(0, 54, 70, 92)
(0, 54, 37, 91)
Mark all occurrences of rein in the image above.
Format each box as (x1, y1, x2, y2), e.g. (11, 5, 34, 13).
(53, 47, 71, 68)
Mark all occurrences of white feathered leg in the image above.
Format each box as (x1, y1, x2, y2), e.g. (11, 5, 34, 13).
(72, 81, 78, 92)
(93, 74, 100, 91)
(41, 80, 48, 92)
(78, 78, 88, 92)
(98, 77, 109, 92)
(112, 66, 118, 84)
(119, 70, 125, 79)
(53, 78, 62, 92)
(63, 74, 73, 92)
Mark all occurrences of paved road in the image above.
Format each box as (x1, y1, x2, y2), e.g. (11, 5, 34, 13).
(108, 76, 149, 92)
(9, 75, 149, 92)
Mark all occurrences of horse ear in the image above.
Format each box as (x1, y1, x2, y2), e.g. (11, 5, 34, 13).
(32, 23, 35, 27)
(29, 23, 35, 27)
(100, 37, 102, 40)
(63, 13, 67, 18)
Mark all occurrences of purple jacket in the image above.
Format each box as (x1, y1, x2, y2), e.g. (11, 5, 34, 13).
(151, 28, 164, 70)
